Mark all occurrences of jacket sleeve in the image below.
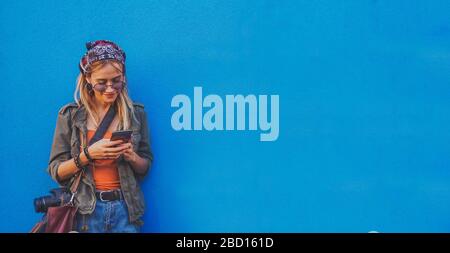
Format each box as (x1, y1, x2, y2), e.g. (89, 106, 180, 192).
(47, 106, 74, 187)
(134, 106, 154, 181)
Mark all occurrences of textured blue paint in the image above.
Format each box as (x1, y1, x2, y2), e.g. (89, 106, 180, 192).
(1, 0, 449, 232)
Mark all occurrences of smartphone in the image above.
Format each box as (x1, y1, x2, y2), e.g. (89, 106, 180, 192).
(110, 130, 133, 143)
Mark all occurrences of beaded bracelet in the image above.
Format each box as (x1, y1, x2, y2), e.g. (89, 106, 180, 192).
(73, 153, 84, 170)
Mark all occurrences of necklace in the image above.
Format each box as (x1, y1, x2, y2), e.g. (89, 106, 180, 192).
(89, 113, 100, 129)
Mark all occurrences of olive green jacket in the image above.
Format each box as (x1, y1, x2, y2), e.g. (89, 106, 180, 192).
(47, 102, 153, 226)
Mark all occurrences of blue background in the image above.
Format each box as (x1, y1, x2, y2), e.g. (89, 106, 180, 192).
(1, 0, 449, 232)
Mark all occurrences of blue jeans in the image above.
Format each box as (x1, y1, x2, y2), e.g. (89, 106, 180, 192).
(76, 199, 140, 233)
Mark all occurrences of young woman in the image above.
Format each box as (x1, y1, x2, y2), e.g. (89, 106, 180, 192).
(47, 40, 153, 233)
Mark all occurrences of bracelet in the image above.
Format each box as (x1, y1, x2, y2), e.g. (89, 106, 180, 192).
(73, 153, 84, 170)
(83, 146, 93, 163)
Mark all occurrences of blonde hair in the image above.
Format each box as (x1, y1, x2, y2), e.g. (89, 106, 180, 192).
(73, 60, 136, 130)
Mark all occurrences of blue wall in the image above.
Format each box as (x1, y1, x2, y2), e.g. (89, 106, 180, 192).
(1, 0, 450, 232)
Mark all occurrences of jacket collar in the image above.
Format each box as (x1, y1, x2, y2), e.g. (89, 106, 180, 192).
(71, 103, 140, 133)
(72, 104, 88, 134)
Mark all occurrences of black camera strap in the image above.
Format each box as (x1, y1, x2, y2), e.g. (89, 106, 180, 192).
(70, 105, 117, 194)
(88, 105, 116, 146)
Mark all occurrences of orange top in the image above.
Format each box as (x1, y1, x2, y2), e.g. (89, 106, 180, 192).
(86, 130, 121, 191)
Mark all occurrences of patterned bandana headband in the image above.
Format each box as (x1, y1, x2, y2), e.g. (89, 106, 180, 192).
(79, 40, 126, 75)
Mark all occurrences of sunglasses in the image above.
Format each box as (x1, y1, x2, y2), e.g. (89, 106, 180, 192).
(91, 80, 125, 92)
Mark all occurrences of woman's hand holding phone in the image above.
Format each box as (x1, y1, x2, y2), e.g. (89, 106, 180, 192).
(118, 141, 136, 163)
(87, 139, 128, 160)
(110, 130, 137, 162)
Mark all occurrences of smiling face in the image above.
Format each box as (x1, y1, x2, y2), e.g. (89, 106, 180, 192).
(86, 61, 124, 106)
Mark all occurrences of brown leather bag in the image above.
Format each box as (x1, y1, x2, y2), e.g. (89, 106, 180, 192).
(30, 171, 82, 233)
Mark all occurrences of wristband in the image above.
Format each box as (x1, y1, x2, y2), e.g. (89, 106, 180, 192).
(83, 146, 93, 163)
